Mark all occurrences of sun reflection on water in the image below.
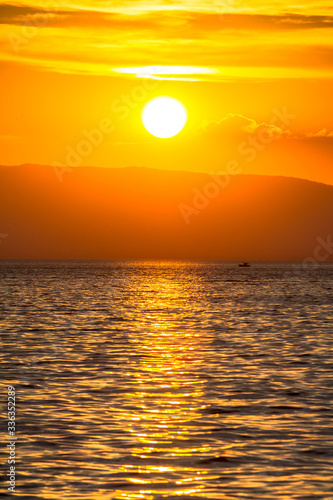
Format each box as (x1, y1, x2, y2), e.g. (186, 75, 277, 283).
(112, 266, 213, 497)
(2, 261, 333, 499)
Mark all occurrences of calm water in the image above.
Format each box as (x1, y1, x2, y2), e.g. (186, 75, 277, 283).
(1, 261, 333, 500)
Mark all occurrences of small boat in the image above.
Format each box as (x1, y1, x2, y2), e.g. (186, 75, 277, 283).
(239, 262, 251, 268)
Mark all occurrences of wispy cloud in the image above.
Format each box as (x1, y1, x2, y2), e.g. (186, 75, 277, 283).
(2, 0, 333, 16)
(111, 66, 220, 81)
(2, 5, 333, 30)
(1, 3, 333, 79)
(200, 114, 333, 142)
(199, 114, 293, 141)
(306, 128, 333, 138)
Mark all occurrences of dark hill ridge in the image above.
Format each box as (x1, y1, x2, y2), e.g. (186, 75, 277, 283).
(0, 164, 332, 260)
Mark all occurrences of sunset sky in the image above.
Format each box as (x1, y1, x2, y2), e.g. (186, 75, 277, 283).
(1, 0, 333, 184)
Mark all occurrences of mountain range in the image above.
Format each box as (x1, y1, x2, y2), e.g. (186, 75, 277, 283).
(0, 164, 332, 261)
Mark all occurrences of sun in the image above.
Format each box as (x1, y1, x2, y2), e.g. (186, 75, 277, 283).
(142, 97, 188, 139)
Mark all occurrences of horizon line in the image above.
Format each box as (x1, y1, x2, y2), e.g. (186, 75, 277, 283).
(1, 163, 333, 188)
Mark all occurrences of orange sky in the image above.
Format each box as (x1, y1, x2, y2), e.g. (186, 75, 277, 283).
(1, 0, 333, 184)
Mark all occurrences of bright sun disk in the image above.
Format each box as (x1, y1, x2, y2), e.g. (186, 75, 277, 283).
(142, 97, 187, 139)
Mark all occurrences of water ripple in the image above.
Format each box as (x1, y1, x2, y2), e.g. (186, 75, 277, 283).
(0, 261, 333, 499)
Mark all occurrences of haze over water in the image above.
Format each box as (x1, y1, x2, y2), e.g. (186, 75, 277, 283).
(1, 261, 333, 499)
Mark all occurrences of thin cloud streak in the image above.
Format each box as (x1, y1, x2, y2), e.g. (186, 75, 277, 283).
(2, 5, 333, 30)
(1, 2, 333, 79)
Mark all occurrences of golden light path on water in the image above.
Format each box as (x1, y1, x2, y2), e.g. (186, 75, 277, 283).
(113, 273, 214, 498)
(0, 261, 333, 499)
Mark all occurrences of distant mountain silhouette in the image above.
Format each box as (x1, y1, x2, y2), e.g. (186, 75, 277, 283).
(0, 164, 332, 260)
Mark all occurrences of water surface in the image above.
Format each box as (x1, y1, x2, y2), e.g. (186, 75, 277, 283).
(1, 261, 333, 499)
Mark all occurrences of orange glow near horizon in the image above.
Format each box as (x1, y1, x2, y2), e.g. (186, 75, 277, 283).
(0, 0, 333, 185)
